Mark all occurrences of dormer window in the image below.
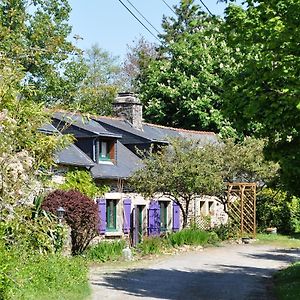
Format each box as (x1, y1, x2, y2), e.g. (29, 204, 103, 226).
(93, 139, 115, 164)
(100, 141, 109, 160)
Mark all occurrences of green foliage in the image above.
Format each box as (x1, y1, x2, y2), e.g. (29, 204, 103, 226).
(1, 206, 66, 255)
(220, 138, 279, 184)
(255, 233, 300, 249)
(123, 37, 158, 91)
(274, 261, 300, 300)
(137, 0, 236, 137)
(222, 0, 300, 195)
(0, 218, 89, 300)
(0, 0, 81, 105)
(130, 137, 278, 228)
(130, 138, 224, 228)
(0, 60, 70, 216)
(137, 236, 171, 255)
(257, 189, 300, 234)
(2, 251, 89, 300)
(85, 240, 126, 262)
(60, 170, 109, 198)
(210, 223, 240, 241)
(67, 44, 127, 115)
(0, 240, 13, 299)
(168, 228, 218, 247)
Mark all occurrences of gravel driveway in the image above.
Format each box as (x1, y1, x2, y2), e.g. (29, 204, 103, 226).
(89, 244, 300, 300)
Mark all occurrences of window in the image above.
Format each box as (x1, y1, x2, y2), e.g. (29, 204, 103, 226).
(93, 139, 115, 163)
(208, 201, 214, 215)
(106, 200, 117, 231)
(200, 201, 206, 215)
(100, 141, 109, 160)
(159, 201, 168, 232)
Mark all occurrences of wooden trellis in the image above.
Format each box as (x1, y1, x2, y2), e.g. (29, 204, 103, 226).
(227, 183, 256, 238)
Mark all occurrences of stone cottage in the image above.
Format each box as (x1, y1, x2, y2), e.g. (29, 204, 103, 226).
(45, 93, 226, 243)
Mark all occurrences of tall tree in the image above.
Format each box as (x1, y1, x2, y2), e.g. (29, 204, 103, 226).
(136, 0, 236, 138)
(221, 0, 300, 194)
(123, 37, 158, 91)
(0, 56, 68, 216)
(69, 44, 126, 115)
(130, 137, 278, 227)
(0, 0, 79, 104)
(130, 139, 224, 228)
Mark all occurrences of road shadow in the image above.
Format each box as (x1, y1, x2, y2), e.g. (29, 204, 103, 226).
(91, 264, 277, 300)
(241, 248, 300, 263)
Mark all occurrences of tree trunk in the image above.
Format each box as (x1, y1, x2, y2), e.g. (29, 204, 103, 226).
(181, 199, 190, 229)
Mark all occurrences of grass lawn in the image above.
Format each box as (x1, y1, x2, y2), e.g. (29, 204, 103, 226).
(274, 262, 300, 300)
(255, 233, 300, 248)
(255, 233, 300, 300)
(6, 254, 90, 300)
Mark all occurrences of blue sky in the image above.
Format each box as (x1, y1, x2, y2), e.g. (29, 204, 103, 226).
(68, 0, 232, 59)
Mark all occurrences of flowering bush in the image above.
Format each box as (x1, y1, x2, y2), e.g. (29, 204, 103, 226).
(42, 190, 99, 255)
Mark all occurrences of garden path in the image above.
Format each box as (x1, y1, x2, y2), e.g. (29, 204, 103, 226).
(89, 243, 300, 300)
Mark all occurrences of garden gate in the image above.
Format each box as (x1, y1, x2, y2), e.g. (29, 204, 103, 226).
(227, 183, 256, 238)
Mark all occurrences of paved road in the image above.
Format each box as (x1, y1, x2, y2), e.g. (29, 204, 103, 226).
(89, 244, 300, 300)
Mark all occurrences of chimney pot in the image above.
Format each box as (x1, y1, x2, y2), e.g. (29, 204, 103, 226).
(113, 92, 143, 131)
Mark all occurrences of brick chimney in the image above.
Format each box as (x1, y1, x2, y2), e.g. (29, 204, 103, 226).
(113, 92, 143, 131)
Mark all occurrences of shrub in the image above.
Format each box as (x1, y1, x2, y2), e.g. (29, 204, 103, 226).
(211, 223, 240, 241)
(86, 240, 126, 262)
(137, 236, 171, 255)
(42, 190, 99, 255)
(1, 207, 64, 254)
(60, 170, 109, 198)
(257, 189, 300, 234)
(168, 229, 214, 247)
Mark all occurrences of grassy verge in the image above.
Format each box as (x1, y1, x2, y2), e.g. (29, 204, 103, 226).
(1, 248, 90, 300)
(85, 240, 126, 262)
(255, 233, 300, 300)
(274, 262, 300, 300)
(255, 233, 300, 248)
(85, 229, 219, 263)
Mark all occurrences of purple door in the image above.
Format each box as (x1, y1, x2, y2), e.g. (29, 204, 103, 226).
(148, 200, 160, 236)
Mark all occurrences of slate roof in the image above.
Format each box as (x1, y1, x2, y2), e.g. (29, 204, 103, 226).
(142, 123, 218, 146)
(96, 116, 218, 145)
(90, 141, 142, 179)
(96, 116, 158, 144)
(48, 111, 218, 179)
(39, 123, 95, 167)
(38, 123, 59, 134)
(54, 144, 95, 167)
(53, 112, 121, 139)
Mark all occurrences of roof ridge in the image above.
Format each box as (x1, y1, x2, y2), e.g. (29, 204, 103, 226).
(143, 122, 216, 135)
(49, 109, 215, 135)
(49, 109, 123, 121)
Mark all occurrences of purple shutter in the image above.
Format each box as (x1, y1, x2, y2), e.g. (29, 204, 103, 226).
(132, 206, 138, 246)
(123, 198, 131, 234)
(97, 198, 106, 235)
(148, 200, 160, 236)
(173, 201, 180, 232)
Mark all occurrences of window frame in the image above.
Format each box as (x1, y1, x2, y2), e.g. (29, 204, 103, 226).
(159, 201, 168, 232)
(106, 199, 117, 232)
(99, 141, 110, 161)
(93, 139, 115, 163)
